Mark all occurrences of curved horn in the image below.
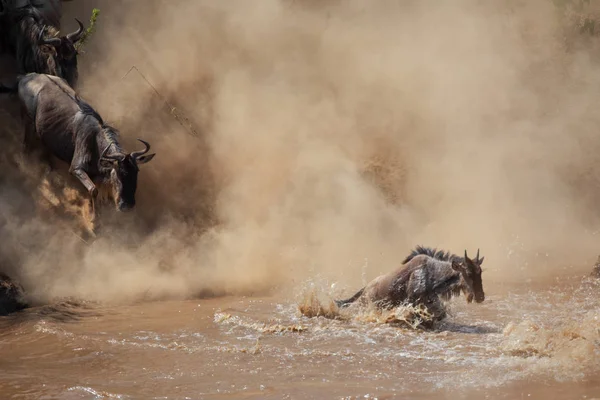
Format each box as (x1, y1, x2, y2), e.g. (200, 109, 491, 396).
(66, 18, 85, 43)
(100, 143, 122, 162)
(38, 27, 62, 47)
(131, 139, 151, 160)
(100, 143, 111, 159)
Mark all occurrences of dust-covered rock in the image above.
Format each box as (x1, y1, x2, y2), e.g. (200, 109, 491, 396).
(0, 272, 27, 316)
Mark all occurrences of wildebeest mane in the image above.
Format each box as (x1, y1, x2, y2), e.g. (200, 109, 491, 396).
(74, 95, 122, 150)
(401, 245, 463, 264)
(75, 96, 104, 126)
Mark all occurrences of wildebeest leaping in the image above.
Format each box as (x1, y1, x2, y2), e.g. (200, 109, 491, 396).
(1, 72, 156, 219)
(0, 0, 85, 87)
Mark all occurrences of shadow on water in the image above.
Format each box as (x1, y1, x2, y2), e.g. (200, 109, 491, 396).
(0, 298, 103, 330)
(35, 299, 103, 322)
(434, 320, 501, 334)
(190, 287, 275, 301)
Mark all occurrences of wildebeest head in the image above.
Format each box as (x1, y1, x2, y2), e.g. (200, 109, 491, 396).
(38, 19, 85, 87)
(99, 139, 156, 212)
(450, 249, 485, 303)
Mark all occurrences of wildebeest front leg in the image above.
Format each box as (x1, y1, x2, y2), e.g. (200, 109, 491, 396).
(406, 269, 427, 304)
(70, 135, 99, 216)
(69, 167, 98, 213)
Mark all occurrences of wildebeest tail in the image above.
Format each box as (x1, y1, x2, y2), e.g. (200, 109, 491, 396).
(334, 287, 365, 308)
(76, 96, 105, 125)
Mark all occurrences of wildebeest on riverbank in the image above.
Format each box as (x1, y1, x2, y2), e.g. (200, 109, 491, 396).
(0, 0, 85, 87)
(334, 249, 485, 322)
(1, 72, 156, 221)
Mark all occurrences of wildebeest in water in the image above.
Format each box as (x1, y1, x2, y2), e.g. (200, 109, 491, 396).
(334, 249, 485, 321)
(0, 0, 85, 87)
(1, 72, 156, 219)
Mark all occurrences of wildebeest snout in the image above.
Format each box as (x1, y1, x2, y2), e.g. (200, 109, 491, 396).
(468, 292, 485, 303)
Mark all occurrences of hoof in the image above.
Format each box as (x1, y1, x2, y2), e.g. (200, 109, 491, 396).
(90, 224, 101, 238)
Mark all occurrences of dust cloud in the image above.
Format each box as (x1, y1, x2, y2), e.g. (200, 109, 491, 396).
(1, 0, 600, 306)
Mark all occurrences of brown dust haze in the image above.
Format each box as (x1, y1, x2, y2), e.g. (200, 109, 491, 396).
(1, 0, 600, 306)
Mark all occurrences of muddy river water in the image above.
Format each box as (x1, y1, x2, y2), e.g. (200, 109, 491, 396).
(2, 1, 600, 398)
(1, 274, 599, 399)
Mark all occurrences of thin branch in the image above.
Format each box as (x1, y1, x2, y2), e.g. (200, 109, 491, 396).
(121, 65, 200, 137)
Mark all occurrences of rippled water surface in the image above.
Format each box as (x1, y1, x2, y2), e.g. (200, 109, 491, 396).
(1, 275, 599, 399)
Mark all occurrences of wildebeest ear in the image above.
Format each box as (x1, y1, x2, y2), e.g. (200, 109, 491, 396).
(477, 256, 485, 265)
(136, 153, 156, 165)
